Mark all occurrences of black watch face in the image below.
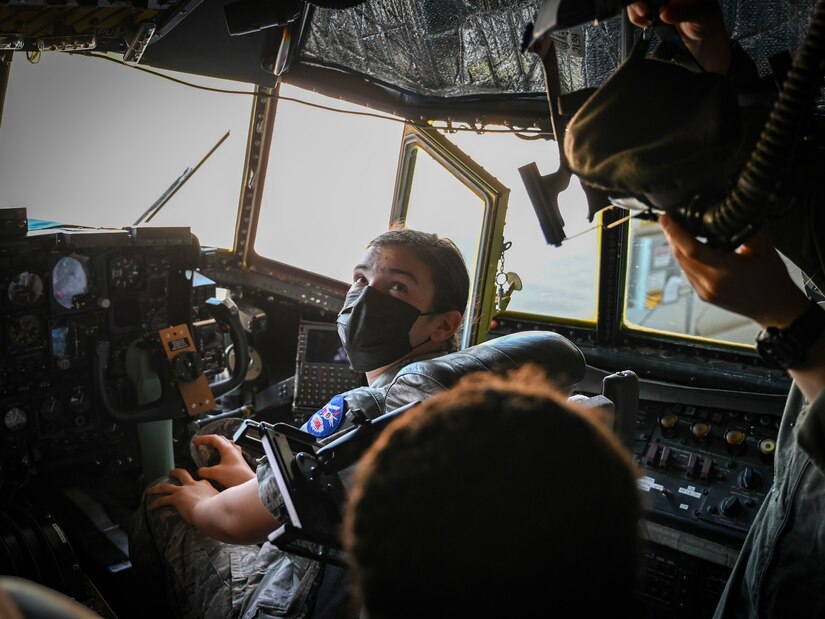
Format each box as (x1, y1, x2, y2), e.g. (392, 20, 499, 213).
(756, 332, 800, 370)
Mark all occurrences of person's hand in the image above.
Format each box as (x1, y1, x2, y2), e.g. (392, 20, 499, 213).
(146, 469, 219, 526)
(660, 215, 809, 329)
(627, 0, 732, 74)
(193, 434, 256, 488)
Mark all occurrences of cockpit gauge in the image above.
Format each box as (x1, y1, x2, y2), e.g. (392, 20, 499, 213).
(4, 406, 27, 432)
(7, 272, 44, 308)
(52, 255, 90, 310)
(40, 396, 63, 421)
(7, 313, 43, 347)
(109, 255, 143, 291)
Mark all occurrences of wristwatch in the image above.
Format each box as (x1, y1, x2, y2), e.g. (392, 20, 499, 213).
(756, 300, 825, 370)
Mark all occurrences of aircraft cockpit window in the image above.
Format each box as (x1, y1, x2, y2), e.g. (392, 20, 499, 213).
(391, 124, 507, 346)
(254, 84, 404, 281)
(0, 53, 251, 249)
(442, 130, 600, 324)
(623, 218, 804, 346)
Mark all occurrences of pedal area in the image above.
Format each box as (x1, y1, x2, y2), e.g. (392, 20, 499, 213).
(0, 483, 170, 619)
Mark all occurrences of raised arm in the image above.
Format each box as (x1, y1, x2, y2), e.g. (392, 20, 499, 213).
(627, 0, 732, 74)
(660, 215, 825, 402)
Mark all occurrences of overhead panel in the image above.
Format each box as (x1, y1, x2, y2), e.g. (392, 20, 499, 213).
(299, 0, 817, 100)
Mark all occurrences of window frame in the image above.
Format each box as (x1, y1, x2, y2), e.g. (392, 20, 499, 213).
(390, 124, 509, 348)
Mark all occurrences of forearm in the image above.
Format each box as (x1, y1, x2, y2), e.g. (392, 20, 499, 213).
(192, 478, 279, 545)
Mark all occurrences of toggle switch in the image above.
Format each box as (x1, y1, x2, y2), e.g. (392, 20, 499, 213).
(686, 453, 699, 478)
(646, 443, 659, 467)
(659, 446, 672, 469)
(699, 457, 714, 482)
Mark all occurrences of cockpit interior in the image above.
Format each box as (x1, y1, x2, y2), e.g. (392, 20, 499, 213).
(0, 0, 822, 616)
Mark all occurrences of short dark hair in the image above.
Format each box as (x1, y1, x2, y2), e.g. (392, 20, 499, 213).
(368, 227, 470, 315)
(343, 365, 642, 618)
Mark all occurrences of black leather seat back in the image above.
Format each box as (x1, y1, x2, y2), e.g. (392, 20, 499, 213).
(340, 331, 585, 421)
(384, 330, 585, 410)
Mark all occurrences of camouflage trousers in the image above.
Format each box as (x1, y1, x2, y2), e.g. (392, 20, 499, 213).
(128, 477, 323, 619)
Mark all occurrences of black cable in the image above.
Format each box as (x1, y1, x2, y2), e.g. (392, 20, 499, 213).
(700, 0, 825, 248)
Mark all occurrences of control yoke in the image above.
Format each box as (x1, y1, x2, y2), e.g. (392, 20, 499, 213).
(233, 401, 421, 566)
(93, 297, 250, 423)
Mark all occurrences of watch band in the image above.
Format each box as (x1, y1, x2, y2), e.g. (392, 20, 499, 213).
(756, 300, 825, 370)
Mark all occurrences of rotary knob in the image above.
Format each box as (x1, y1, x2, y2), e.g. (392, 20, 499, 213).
(719, 496, 744, 518)
(738, 466, 762, 490)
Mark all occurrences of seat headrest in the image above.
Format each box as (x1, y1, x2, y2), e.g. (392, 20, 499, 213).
(383, 330, 585, 411)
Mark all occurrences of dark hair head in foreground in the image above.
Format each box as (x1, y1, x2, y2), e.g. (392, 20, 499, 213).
(343, 364, 642, 618)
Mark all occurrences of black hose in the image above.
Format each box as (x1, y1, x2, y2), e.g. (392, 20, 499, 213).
(699, 0, 825, 249)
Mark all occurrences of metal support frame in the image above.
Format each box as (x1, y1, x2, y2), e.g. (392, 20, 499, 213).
(233, 85, 279, 268)
(0, 51, 11, 131)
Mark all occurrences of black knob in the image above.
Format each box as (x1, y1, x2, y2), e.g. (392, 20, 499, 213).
(719, 495, 744, 518)
(738, 466, 762, 490)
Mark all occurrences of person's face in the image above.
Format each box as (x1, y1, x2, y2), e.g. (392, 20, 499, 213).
(350, 244, 439, 347)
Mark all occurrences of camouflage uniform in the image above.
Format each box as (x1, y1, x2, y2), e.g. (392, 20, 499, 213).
(128, 353, 444, 619)
(129, 462, 322, 619)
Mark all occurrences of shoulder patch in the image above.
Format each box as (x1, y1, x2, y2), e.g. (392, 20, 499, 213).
(302, 393, 347, 438)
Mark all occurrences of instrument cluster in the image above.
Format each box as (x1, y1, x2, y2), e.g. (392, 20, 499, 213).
(0, 226, 213, 475)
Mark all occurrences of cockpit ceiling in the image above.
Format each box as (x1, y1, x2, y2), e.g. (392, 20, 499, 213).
(301, 0, 608, 99)
(1, 0, 818, 115)
(300, 0, 816, 99)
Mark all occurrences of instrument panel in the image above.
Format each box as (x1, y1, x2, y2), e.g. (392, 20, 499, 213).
(0, 226, 214, 475)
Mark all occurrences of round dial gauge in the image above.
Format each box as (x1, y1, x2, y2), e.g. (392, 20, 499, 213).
(8, 313, 42, 347)
(4, 406, 27, 432)
(52, 256, 90, 310)
(109, 255, 143, 291)
(8, 271, 44, 307)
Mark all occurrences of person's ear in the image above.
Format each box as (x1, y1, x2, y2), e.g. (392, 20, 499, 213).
(429, 310, 463, 343)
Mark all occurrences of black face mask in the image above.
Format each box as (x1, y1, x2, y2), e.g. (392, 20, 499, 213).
(337, 285, 439, 373)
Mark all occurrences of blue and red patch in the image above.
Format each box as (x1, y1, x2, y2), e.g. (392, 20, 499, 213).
(302, 393, 347, 438)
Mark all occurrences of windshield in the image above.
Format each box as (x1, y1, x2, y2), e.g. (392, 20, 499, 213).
(254, 83, 404, 281)
(0, 52, 253, 250)
(624, 218, 806, 347)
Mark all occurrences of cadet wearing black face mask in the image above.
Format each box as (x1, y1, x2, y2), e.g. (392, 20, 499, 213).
(130, 227, 470, 619)
(300, 228, 469, 438)
(337, 285, 442, 373)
